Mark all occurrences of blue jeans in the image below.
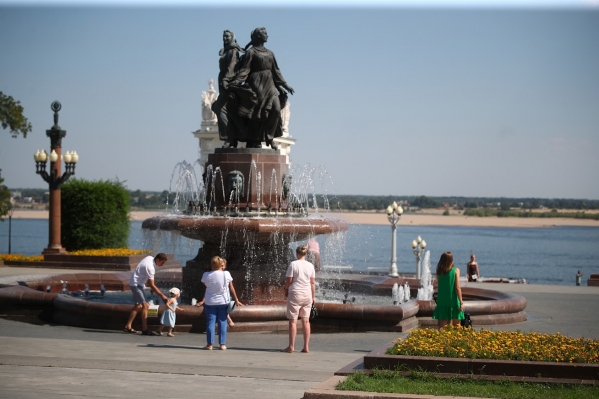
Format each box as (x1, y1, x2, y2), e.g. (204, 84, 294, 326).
(204, 304, 228, 346)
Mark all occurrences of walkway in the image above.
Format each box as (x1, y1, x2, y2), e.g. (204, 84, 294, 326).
(0, 266, 597, 399)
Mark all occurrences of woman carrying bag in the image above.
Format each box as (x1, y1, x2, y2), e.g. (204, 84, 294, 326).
(200, 256, 243, 350)
(432, 252, 465, 329)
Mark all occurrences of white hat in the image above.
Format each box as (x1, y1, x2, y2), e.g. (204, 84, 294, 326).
(169, 287, 181, 295)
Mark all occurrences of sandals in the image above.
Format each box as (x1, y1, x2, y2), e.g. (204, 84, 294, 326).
(141, 330, 160, 336)
(123, 327, 138, 334)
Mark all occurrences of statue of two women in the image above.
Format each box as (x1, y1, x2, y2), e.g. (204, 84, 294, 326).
(212, 27, 294, 150)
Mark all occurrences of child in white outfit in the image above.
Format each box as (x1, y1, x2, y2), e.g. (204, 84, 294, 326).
(158, 287, 184, 337)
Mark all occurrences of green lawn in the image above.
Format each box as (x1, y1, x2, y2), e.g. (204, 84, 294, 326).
(337, 370, 599, 399)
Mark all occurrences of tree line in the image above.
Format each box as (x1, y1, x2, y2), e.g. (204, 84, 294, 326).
(321, 195, 599, 212)
(6, 190, 599, 214)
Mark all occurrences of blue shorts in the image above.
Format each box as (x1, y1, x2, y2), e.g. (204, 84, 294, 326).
(130, 285, 147, 305)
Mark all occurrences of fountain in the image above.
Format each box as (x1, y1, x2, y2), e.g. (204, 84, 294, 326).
(142, 156, 348, 305)
(0, 28, 528, 333)
(417, 251, 434, 300)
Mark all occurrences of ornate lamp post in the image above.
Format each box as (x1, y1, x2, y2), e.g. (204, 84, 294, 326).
(33, 101, 79, 255)
(411, 235, 427, 279)
(386, 201, 404, 277)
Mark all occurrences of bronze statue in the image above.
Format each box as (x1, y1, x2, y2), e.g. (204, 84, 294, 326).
(211, 30, 244, 148)
(222, 27, 294, 150)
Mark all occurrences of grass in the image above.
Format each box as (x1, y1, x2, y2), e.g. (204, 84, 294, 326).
(337, 369, 599, 399)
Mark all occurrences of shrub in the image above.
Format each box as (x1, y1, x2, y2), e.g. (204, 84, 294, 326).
(61, 179, 130, 251)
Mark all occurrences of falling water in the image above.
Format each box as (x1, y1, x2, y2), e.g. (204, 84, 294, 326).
(168, 161, 204, 212)
(143, 158, 351, 302)
(391, 282, 399, 304)
(417, 250, 434, 300)
(269, 169, 278, 212)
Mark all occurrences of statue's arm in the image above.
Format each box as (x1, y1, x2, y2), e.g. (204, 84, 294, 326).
(227, 49, 252, 86)
(224, 50, 239, 80)
(272, 53, 294, 95)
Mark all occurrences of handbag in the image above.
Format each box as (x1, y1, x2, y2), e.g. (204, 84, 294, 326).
(309, 302, 318, 320)
(147, 304, 159, 317)
(222, 271, 236, 314)
(461, 312, 472, 328)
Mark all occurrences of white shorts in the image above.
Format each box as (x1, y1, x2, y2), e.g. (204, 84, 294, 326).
(286, 289, 312, 320)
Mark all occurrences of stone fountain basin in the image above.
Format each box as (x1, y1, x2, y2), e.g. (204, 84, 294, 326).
(0, 270, 527, 332)
(141, 215, 348, 243)
(0, 285, 419, 333)
(319, 273, 527, 326)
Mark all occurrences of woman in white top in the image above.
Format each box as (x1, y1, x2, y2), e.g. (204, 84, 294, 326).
(200, 256, 243, 350)
(283, 245, 315, 353)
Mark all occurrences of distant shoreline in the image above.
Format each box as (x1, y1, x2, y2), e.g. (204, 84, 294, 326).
(8, 209, 599, 228)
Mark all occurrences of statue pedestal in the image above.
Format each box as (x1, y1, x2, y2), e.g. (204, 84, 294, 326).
(207, 148, 289, 211)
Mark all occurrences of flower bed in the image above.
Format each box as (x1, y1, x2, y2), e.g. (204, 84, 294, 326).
(68, 248, 151, 257)
(1, 249, 168, 271)
(1, 248, 150, 263)
(387, 326, 599, 364)
(0, 254, 44, 262)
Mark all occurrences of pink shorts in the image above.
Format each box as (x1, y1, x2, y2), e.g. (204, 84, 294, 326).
(286, 289, 312, 320)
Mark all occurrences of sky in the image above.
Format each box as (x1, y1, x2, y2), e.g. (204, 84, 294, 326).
(1, 1, 598, 199)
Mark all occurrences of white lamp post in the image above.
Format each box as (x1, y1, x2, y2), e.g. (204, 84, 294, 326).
(411, 236, 427, 279)
(386, 201, 403, 277)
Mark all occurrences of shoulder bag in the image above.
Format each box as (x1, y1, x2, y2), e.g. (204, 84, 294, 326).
(222, 271, 236, 314)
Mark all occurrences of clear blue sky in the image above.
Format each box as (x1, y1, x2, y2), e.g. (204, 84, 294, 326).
(1, 1, 598, 199)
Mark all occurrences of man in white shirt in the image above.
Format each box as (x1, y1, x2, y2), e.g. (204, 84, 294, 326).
(123, 253, 169, 335)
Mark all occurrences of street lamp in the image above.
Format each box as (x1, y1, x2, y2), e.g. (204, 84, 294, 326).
(386, 201, 403, 277)
(411, 235, 427, 279)
(33, 101, 79, 255)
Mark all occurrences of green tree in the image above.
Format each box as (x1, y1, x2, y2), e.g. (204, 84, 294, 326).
(411, 195, 440, 209)
(0, 92, 32, 138)
(0, 169, 11, 221)
(61, 179, 130, 251)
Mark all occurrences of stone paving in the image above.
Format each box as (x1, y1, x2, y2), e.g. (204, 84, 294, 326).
(0, 266, 597, 399)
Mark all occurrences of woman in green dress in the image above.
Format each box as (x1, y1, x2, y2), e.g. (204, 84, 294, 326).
(433, 252, 465, 328)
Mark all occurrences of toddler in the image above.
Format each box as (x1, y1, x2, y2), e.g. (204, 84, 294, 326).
(158, 287, 184, 337)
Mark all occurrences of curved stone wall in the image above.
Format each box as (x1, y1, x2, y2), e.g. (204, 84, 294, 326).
(0, 271, 527, 332)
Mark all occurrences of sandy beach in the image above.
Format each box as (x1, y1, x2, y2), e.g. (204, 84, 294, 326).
(8, 209, 599, 228)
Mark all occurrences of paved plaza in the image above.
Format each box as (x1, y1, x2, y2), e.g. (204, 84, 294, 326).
(0, 266, 597, 399)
